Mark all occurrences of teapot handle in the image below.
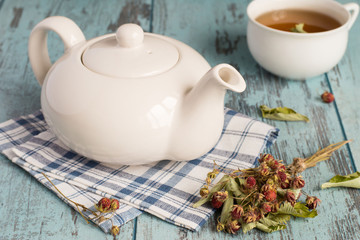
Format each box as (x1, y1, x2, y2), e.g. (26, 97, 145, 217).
(28, 16, 86, 85)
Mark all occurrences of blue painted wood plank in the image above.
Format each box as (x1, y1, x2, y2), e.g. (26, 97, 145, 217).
(1, 0, 359, 239)
(136, 0, 360, 239)
(327, 0, 360, 169)
(0, 0, 152, 239)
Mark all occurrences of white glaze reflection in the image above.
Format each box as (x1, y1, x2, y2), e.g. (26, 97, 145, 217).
(147, 97, 177, 129)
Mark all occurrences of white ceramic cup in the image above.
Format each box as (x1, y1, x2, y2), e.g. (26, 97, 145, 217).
(247, 0, 359, 80)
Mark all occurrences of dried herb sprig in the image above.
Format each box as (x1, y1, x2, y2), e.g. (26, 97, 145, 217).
(303, 140, 351, 168)
(288, 140, 351, 175)
(193, 140, 350, 234)
(41, 173, 121, 236)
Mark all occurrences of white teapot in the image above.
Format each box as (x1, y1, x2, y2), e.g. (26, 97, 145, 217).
(28, 16, 246, 165)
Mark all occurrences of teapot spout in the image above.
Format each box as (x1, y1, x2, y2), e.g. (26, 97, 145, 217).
(195, 63, 246, 95)
(184, 64, 246, 116)
(169, 64, 246, 160)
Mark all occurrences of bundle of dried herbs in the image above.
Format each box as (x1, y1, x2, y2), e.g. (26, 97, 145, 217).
(193, 140, 350, 234)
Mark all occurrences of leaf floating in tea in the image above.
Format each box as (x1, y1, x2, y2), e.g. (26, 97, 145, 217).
(321, 171, 360, 189)
(260, 105, 310, 122)
(290, 23, 307, 33)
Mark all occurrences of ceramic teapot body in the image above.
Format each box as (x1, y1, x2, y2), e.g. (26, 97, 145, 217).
(29, 16, 246, 165)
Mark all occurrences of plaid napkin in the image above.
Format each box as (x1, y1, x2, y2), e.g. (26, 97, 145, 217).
(0, 108, 278, 233)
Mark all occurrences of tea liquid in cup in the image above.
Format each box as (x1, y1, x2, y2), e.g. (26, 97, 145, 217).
(256, 9, 342, 33)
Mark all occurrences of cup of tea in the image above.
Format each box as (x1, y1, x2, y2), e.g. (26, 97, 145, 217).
(247, 0, 359, 79)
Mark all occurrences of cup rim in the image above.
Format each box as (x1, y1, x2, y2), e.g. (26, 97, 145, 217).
(247, 0, 351, 37)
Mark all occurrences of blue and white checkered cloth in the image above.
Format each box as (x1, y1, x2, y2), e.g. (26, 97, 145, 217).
(0, 108, 278, 233)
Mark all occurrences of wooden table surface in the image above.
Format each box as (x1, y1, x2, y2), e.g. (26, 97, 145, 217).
(1, 0, 360, 239)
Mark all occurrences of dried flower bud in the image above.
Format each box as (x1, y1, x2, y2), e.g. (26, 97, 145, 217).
(269, 160, 280, 170)
(217, 222, 225, 232)
(261, 184, 274, 193)
(227, 220, 241, 234)
(259, 164, 270, 176)
(321, 91, 335, 103)
(277, 171, 287, 183)
(207, 171, 217, 179)
(111, 225, 120, 236)
(200, 187, 209, 197)
(286, 190, 296, 206)
(291, 176, 305, 189)
(291, 158, 307, 174)
(259, 153, 274, 163)
(306, 196, 321, 210)
(206, 169, 219, 181)
(254, 208, 263, 221)
(271, 201, 280, 213)
(266, 178, 275, 186)
(211, 191, 228, 208)
(242, 209, 257, 223)
(278, 164, 286, 171)
(96, 197, 111, 212)
(252, 192, 264, 202)
(206, 177, 211, 185)
(280, 179, 291, 189)
(110, 199, 120, 211)
(261, 202, 272, 213)
(273, 174, 279, 183)
(231, 205, 244, 219)
(264, 190, 277, 202)
(245, 176, 257, 189)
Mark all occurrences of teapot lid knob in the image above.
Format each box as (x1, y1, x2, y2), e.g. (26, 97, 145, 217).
(116, 24, 144, 48)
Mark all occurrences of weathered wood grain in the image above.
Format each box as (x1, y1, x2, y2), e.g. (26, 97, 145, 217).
(327, 0, 360, 169)
(0, 0, 151, 239)
(135, 0, 360, 239)
(1, 0, 360, 239)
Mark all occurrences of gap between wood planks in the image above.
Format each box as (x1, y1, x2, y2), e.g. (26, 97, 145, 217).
(0, 0, 5, 11)
(325, 73, 357, 172)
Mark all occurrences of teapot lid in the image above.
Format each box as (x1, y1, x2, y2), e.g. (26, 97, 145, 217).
(82, 24, 179, 78)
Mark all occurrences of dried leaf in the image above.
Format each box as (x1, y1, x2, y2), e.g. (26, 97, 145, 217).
(260, 105, 309, 122)
(277, 188, 301, 199)
(290, 23, 307, 33)
(228, 178, 244, 197)
(256, 222, 287, 233)
(220, 187, 233, 224)
(242, 222, 257, 233)
(275, 202, 317, 218)
(322, 171, 360, 189)
(259, 216, 282, 226)
(267, 213, 291, 224)
(257, 212, 291, 233)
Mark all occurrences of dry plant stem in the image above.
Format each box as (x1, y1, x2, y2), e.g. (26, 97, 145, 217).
(304, 140, 351, 168)
(89, 211, 116, 222)
(41, 172, 98, 223)
(301, 190, 310, 196)
(241, 190, 257, 204)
